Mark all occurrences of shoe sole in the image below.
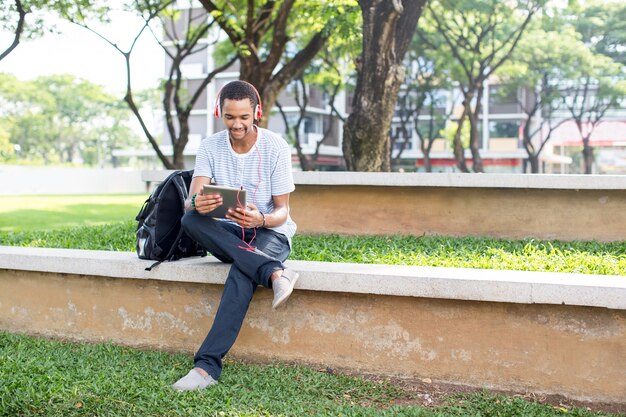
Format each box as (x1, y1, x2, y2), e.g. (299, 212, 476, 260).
(272, 272, 299, 309)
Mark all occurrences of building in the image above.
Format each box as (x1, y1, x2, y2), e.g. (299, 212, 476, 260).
(115, 6, 625, 174)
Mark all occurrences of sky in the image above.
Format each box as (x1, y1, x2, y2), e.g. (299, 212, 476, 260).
(0, 12, 164, 95)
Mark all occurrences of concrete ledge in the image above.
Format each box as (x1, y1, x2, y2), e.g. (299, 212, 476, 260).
(2, 246, 626, 403)
(1, 246, 624, 310)
(293, 172, 626, 190)
(141, 170, 626, 190)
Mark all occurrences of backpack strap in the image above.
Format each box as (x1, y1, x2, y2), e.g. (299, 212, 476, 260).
(135, 197, 151, 221)
(145, 259, 163, 271)
(159, 171, 190, 264)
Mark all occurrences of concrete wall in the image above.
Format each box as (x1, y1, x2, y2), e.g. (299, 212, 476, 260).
(2, 247, 625, 404)
(4, 166, 625, 242)
(141, 170, 626, 242)
(0, 165, 145, 195)
(291, 185, 626, 241)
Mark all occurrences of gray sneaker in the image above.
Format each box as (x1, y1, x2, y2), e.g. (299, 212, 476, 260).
(272, 268, 299, 309)
(172, 369, 217, 391)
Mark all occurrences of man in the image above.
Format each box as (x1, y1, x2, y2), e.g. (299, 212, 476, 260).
(172, 80, 299, 391)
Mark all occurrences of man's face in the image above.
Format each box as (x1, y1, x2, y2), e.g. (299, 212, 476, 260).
(222, 98, 255, 141)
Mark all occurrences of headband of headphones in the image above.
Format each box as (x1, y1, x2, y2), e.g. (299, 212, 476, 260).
(214, 80, 263, 121)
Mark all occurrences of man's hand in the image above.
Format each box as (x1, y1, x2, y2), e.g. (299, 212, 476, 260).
(193, 193, 223, 215)
(226, 202, 264, 228)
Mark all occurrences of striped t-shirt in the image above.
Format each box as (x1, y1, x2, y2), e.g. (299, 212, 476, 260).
(192, 127, 297, 241)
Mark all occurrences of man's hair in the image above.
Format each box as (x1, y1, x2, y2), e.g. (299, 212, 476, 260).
(219, 80, 259, 113)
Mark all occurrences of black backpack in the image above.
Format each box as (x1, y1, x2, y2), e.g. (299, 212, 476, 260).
(135, 169, 206, 270)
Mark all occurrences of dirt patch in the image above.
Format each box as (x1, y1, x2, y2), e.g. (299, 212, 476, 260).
(337, 370, 626, 415)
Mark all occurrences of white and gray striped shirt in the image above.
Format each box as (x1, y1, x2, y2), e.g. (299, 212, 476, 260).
(192, 127, 297, 241)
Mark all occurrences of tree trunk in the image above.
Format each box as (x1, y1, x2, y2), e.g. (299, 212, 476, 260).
(528, 156, 539, 173)
(420, 140, 432, 172)
(343, 0, 426, 171)
(468, 83, 484, 172)
(453, 100, 470, 173)
(574, 119, 595, 174)
(583, 138, 594, 174)
(521, 114, 539, 173)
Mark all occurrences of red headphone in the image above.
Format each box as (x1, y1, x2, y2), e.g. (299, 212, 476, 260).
(214, 80, 263, 121)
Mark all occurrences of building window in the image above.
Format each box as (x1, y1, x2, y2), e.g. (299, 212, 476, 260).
(489, 85, 518, 106)
(488, 121, 520, 139)
(392, 125, 412, 150)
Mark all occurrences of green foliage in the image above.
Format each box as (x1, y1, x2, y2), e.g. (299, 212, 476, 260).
(0, 0, 111, 42)
(212, 0, 360, 66)
(497, 23, 586, 95)
(570, 0, 626, 66)
(0, 332, 621, 417)
(439, 120, 470, 148)
(0, 73, 142, 166)
(0, 123, 14, 161)
(421, 0, 543, 85)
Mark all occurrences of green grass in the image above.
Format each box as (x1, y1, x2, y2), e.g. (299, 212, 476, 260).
(0, 221, 136, 251)
(1, 194, 625, 275)
(1, 332, 621, 417)
(293, 234, 626, 276)
(0, 194, 148, 232)
(1, 221, 625, 275)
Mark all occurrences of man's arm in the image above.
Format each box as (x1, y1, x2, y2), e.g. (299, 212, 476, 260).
(263, 193, 290, 228)
(226, 193, 290, 229)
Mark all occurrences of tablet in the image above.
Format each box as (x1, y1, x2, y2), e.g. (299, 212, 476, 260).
(201, 184, 247, 218)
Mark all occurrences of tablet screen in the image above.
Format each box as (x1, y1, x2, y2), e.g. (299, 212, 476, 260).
(201, 184, 247, 218)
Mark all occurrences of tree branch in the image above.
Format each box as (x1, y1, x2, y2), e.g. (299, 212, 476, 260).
(197, 0, 242, 45)
(0, 0, 26, 61)
(263, 0, 296, 74)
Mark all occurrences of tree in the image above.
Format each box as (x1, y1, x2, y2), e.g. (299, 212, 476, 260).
(342, 0, 426, 172)
(0, 73, 140, 165)
(198, 0, 357, 127)
(554, 0, 626, 174)
(276, 72, 346, 171)
(561, 53, 626, 174)
(275, 15, 358, 171)
(496, 25, 584, 173)
(420, 0, 541, 172)
(0, 0, 26, 61)
(1, 0, 105, 61)
(69, 0, 237, 169)
(393, 35, 454, 172)
(0, 123, 15, 162)
(572, 0, 626, 66)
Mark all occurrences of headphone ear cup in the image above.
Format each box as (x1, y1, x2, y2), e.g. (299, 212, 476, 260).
(255, 104, 263, 120)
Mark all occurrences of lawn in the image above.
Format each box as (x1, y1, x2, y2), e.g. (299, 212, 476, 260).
(1, 332, 621, 417)
(0, 194, 625, 275)
(0, 194, 148, 232)
(1, 196, 625, 416)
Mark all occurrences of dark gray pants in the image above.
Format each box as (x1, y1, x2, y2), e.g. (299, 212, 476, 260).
(181, 211, 290, 380)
